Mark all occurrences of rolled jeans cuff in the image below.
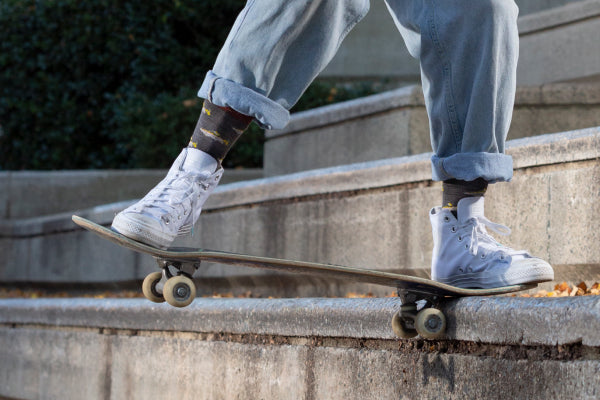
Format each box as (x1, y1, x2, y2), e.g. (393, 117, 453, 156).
(431, 152, 513, 183)
(198, 70, 290, 130)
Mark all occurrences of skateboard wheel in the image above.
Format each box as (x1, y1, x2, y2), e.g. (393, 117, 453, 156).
(163, 275, 196, 308)
(142, 271, 165, 303)
(415, 308, 446, 339)
(391, 311, 418, 339)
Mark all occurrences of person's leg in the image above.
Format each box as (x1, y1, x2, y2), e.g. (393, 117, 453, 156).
(199, 0, 370, 129)
(385, 0, 553, 287)
(112, 0, 370, 248)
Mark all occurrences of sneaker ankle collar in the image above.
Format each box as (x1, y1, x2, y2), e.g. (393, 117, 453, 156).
(182, 147, 218, 174)
(456, 196, 485, 224)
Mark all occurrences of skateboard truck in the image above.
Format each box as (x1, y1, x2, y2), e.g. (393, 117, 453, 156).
(142, 259, 200, 307)
(392, 289, 447, 340)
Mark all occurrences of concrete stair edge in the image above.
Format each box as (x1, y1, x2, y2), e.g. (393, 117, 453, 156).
(1, 296, 599, 347)
(1, 126, 598, 237)
(518, 0, 600, 34)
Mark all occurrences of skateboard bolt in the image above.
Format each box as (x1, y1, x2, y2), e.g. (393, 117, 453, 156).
(176, 286, 189, 298)
(426, 316, 442, 330)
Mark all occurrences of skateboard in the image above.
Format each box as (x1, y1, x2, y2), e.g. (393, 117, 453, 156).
(72, 215, 536, 339)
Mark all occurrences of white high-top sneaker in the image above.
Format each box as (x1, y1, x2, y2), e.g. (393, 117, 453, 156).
(112, 147, 223, 248)
(430, 196, 554, 288)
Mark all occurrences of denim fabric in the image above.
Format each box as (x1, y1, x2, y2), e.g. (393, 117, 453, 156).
(198, 0, 519, 183)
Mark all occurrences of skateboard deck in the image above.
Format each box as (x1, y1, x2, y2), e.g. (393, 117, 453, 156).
(72, 215, 536, 339)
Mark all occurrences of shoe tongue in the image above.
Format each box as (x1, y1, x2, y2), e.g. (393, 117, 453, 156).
(457, 196, 485, 224)
(181, 148, 218, 174)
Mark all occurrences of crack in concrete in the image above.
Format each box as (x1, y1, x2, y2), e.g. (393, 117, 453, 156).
(3, 323, 598, 362)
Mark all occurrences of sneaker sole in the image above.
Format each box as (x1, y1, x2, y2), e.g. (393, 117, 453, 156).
(436, 259, 554, 289)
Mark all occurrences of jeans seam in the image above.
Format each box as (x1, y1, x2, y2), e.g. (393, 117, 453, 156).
(325, 1, 370, 73)
(427, 0, 462, 154)
(228, 0, 256, 49)
(340, 1, 370, 42)
(207, 76, 219, 103)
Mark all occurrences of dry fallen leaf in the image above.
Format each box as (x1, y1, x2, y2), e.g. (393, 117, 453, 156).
(2, 281, 600, 300)
(525, 282, 600, 298)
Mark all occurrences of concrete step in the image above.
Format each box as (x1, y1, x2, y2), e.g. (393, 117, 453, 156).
(0, 168, 262, 219)
(518, 0, 600, 85)
(201, 127, 600, 294)
(0, 296, 598, 399)
(264, 83, 600, 176)
(1, 127, 598, 295)
(321, 0, 600, 84)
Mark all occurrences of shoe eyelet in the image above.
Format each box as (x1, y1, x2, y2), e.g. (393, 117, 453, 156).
(465, 244, 469, 250)
(458, 267, 464, 273)
(450, 226, 457, 233)
(467, 267, 473, 273)
(457, 236, 463, 242)
(444, 216, 450, 222)
(480, 253, 486, 259)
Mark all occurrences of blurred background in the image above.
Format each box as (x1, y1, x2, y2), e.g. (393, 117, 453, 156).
(0, 0, 380, 171)
(1, 0, 598, 172)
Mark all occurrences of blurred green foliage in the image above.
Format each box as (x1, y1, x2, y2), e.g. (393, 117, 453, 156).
(0, 0, 376, 170)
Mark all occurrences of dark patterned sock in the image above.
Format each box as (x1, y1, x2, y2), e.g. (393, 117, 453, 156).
(442, 178, 488, 215)
(188, 100, 253, 162)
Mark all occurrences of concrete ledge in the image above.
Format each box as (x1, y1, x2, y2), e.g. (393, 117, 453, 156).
(2, 128, 597, 233)
(266, 86, 425, 139)
(268, 83, 600, 140)
(518, 0, 600, 84)
(321, 0, 594, 81)
(265, 84, 600, 175)
(1, 296, 599, 346)
(0, 201, 134, 238)
(1, 127, 598, 286)
(0, 168, 262, 220)
(0, 297, 599, 399)
(518, 0, 600, 34)
(216, 127, 600, 209)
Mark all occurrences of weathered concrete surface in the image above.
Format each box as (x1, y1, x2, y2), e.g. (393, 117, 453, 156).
(0, 168, 261, 219)
(1, 296, 600, 345)
(199, 128, 600, 274)
(321, 0, 594, 82)
(265, 83, 600, 175)
(320, 0, 419, 82)
(511, 83, 600, 139)
(0, 202, 154, 284)
(1, 128, 599, 289)
(518, 0, 600, 85)
(8, 325, 599, 400)
(515, 0, 589, 15)
(0, 297, 599, 400)
(265, 86, 428, 176)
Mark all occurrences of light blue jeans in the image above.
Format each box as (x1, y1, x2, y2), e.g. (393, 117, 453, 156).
(198, 0, 519, 183)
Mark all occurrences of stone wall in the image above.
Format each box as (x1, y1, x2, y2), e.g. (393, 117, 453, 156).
(0, 297, 598, 400)
(264, 84, 600, 176)
(320, 0, 600, 84)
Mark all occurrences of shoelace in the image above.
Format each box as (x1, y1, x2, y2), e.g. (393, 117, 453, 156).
(140, 171, 210, 232)
(465, 216, 530, 260)
(466, 216, 511, 256)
